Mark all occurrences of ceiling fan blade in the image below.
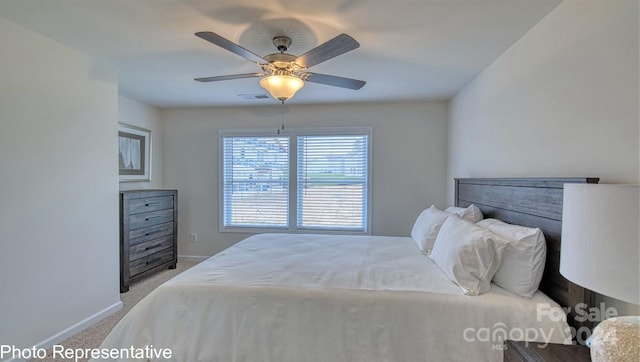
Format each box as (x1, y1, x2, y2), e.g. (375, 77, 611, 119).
(195, 31, 266, 64)
(303, 73, 366, 90)
(194, 73, 264, 82)
(295, 34, 360, 68)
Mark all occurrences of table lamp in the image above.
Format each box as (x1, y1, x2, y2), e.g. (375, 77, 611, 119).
(560, 184, 639, 361)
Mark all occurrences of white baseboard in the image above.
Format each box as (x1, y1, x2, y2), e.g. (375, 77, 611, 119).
(2, 301, 123, 362)
(35, 300, 122, 362)
(178, 255, 209, 263)
(39, 301, 122, 349)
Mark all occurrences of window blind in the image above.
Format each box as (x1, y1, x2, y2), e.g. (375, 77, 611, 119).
(296, 135, 368, 231)
(222, 136, 289, 228)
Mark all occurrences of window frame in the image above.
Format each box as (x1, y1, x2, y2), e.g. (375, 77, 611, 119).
(219, 127, 372, 235)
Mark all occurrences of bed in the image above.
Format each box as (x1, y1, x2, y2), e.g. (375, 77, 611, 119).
(98, 177, 598, 361)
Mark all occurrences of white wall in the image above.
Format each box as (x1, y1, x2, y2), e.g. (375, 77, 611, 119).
(118, 95, 164, 190)
(162, 101, 448, 257)
(0, 17, 121, 350)
(448, 0, 639, 315)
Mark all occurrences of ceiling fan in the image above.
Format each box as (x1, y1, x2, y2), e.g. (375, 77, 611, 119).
(194, 31, 366, 102)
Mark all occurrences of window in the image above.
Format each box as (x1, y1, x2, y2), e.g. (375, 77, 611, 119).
(221, 135, 289, 228)
(296, 134, 368, 231)
(220, 128, 371, 233)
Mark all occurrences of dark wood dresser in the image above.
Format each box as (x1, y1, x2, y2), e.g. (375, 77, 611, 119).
(504, 340, 591, 362)
(119, 189, 177, 292)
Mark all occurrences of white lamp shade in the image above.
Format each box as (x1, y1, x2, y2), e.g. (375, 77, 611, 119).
(560, 184, 640, 305)
(259, 75, 304, 101)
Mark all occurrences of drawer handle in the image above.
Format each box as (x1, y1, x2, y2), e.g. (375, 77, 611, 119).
(144, 243, 163, 251)
(145, 202, 160, 207)
(144, 230, 162, 237)
(144, 216, 162, 221)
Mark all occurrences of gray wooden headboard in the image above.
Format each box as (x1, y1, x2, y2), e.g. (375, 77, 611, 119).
(455, 177, 599, 331)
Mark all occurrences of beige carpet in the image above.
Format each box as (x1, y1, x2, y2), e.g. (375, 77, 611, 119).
(31, 260, 198, 362)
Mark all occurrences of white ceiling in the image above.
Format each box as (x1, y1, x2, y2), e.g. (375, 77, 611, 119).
(0, 0, 561, 108)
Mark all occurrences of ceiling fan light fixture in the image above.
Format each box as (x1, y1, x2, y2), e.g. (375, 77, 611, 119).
(259, 75, 304, 102)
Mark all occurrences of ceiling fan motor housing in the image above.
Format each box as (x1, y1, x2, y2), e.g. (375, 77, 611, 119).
(272, 36, 292, 52)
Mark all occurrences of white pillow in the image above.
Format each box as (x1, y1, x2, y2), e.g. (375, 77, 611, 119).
(476, 219, 546, 298)
(410, 206, 451, 253)
(445, 204, 484, 223)
(429, 216, 509, 295)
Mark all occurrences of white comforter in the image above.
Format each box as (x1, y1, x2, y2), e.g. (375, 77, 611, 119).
(98, 233, 571, 362)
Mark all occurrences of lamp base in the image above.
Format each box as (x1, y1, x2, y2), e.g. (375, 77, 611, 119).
(589, 316, 640, 362)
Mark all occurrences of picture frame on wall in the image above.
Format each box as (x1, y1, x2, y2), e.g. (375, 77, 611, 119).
(118, 123, 151, 182)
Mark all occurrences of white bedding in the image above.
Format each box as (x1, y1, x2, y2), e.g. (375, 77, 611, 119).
(98, 233, 571, 362)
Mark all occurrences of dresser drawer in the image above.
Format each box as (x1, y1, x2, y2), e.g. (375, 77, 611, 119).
(129, 208, 174, 230)
(129, 221, 174, 246)
(128, 195, 174, 214)
(129, 235, 174, 261)
(129, 248, 175, 277)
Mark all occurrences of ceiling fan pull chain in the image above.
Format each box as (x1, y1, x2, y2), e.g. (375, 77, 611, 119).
(276, 100, 285, 135)
(280, 99, 286, 132)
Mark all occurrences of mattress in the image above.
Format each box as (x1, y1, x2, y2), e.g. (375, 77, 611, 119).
(97, 233, 571, 361)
